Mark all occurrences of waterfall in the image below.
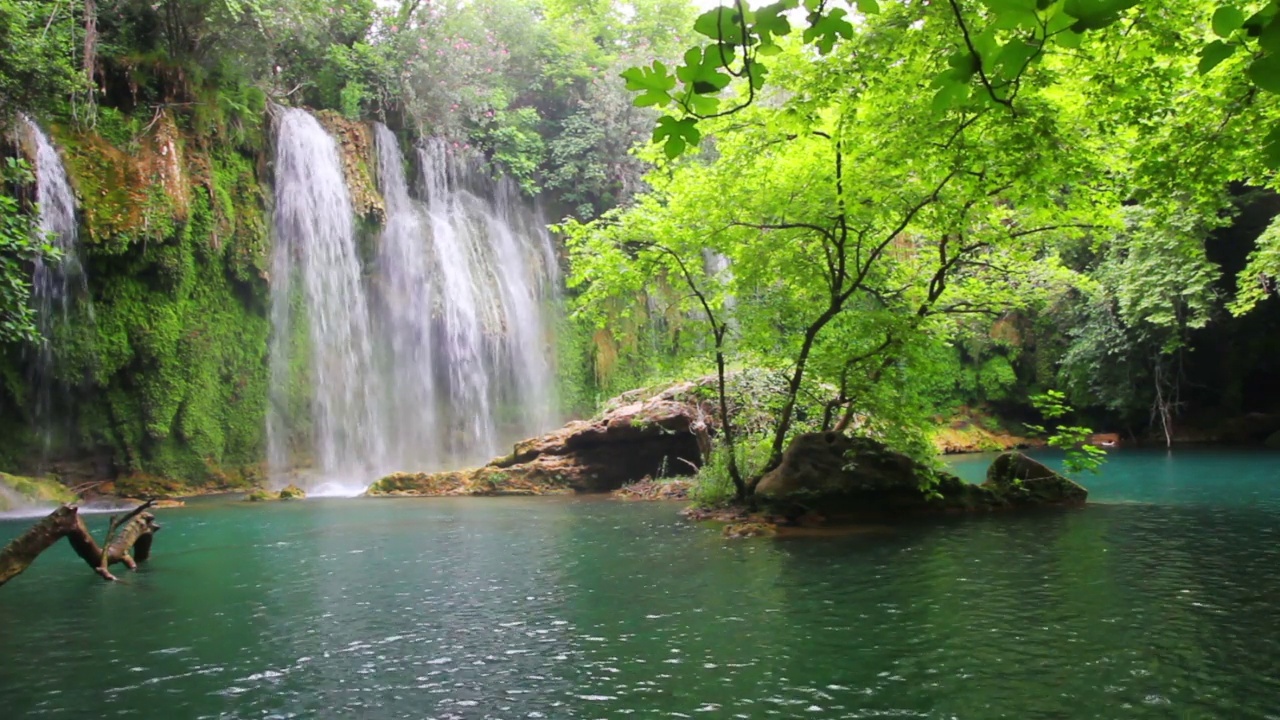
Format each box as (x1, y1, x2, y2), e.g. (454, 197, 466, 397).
(269, 113, 561, 492)
(418, 138, 499, 459)
(268, 108, 387, 495)
(372, 123, 440, 468)
(415, 138, 560, 464)
(21, 115, 86, 462)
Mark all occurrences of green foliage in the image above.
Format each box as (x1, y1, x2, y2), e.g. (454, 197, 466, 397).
(690, 433, 771, 507)
(625, 0, 1280, 171)
(1231, 213, 1280, 314)
(0, 0, 79, 117)
(1027, 390, 1107, 474)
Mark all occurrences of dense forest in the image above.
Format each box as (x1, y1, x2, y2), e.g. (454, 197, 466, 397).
(0, 0, 1278, 494)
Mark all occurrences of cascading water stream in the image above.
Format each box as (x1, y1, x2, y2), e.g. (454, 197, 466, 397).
(414, 139, 561, 464)
(21, 115, 87, 465)
(268, 108, 387, 495)
(418, 139, 499, 460)
(486, 176, 557, 435)
(371, 124, 441, 467)
(269, 114, 561, 491)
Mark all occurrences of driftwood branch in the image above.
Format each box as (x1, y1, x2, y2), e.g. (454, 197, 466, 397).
(0, 502, 162, 587)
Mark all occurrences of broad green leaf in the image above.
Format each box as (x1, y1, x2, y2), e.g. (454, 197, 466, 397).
(1212, 6, 1245, 37)
(621, 61, 676, 108)
(687, 93, 721, 115)
(856, 0, 880, 14)
(1244, 4, 1280, 35)
(994, 38, 1041, 78)
(1264, 124, 1280, 168)
(754, 2, 793, 46)
(802, 7, 855, 55)
(1197, 40, 1236, 74)
(1053, 29, 1084, 48)
(1247, 53, 1280, 93)
(1260, 16, 1280, 52)
(746, 59, 769, 90)
(677, 46, 734, 95)
(694, 7, 746, 44)
(653, 115, 702, 159)
(932, 80, 970, 114)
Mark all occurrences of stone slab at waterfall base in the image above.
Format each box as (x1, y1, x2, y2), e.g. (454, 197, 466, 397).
(367, 390, 711, 497)
(753, 433, 1087, 521)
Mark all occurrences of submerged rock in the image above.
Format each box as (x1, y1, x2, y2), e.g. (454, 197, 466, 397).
(367, 467, 574, 497)
(613, 478, 692, 501)
(755, 433, 1087, 520)
(278, 484, 306, 500)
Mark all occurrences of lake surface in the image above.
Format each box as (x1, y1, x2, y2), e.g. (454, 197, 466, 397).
(2, 449, 1279, 718)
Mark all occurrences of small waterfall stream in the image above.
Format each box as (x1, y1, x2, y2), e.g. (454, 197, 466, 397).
(21, 115, 86, 464)
(270, 114, 561, 492)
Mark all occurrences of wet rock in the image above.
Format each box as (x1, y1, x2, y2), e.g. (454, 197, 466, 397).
(983, 452, 1089, 505)
(722, 521, 776, 539)
(1265, 430, 1280, 449)
(278, 484, 306, 500)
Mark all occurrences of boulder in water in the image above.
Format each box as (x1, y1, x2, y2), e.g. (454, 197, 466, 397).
(754, 434, 1087, 519)
(278, 484, 306, 500)
(1265, 430, 1280, 449)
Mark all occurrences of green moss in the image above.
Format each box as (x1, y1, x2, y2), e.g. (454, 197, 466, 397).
(0, 472, 76, 510)
(0, 116, 273, 488)
(245, 488, 272, 502)
(278, 484, 306, 500)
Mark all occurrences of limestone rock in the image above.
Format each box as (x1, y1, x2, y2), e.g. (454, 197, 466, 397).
(369, 388, 714, 496)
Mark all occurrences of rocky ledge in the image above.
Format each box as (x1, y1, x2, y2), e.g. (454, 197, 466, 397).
(367, 380, 718, 497)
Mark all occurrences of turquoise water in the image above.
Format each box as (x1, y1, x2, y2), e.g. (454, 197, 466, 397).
(1, 450, 1279, 718)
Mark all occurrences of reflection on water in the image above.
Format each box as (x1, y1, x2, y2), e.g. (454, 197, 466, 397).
(0, 452, 1279, 718)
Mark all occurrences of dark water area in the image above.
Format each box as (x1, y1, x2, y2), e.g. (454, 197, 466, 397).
(2, 451, 1280, 718)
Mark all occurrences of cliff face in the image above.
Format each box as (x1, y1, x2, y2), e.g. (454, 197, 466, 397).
(0, 106, 382, 488)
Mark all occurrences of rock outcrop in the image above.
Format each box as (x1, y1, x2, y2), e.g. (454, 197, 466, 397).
(367, 381, 724, 496)
(0, 473, 78, 512)
(755, 433, 1087, 519)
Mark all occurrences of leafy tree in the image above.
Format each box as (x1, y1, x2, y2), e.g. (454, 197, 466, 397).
(568, 5, 1119, 500)
(0, 158, 55, 345)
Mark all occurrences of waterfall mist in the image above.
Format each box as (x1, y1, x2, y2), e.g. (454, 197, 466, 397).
(269, 113, 561, 493)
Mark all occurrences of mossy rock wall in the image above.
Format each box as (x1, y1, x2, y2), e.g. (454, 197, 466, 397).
(0, 109, 275, 486)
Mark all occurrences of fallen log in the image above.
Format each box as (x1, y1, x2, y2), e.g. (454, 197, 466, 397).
(0, 501, 161, 587)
